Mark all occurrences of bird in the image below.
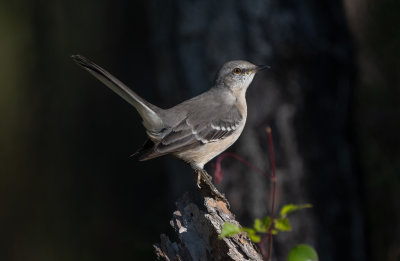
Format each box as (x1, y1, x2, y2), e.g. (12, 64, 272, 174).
(71, 55, 268, 202)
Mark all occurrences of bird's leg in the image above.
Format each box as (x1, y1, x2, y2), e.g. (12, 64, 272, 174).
(194, 168, 229, 207)
(196, 168, 212, 188)
(197, 170, 202, 188)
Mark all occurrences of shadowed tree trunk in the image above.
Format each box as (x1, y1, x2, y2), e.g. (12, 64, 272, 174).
(147, 0, 366, 260)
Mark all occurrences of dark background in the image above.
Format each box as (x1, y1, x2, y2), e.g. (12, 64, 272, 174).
(0, 0, 399, 260)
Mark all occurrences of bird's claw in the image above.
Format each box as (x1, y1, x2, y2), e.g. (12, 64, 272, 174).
(195, 169, 230, 208)
(196, 169, 212, 188)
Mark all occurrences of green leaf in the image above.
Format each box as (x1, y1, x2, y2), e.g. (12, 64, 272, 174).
(254, 218, 268, 233)
(255, 216, 279, 235)
(262, 216, 272, 229)
(274, 218, 292, 231)
(219, 222, 241, 239)
(242, 227, 261, 243)
(280, 204, 312, 218)
(287, 244, 318, 261)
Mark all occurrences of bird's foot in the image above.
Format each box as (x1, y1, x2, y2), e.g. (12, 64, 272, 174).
(196, 169, 212, 188)
(195, 169, 229, 208)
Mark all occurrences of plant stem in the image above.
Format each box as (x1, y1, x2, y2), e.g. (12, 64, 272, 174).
(266, 126, 277, 261)
(213, 152, 269, 183)
(259, 235, 269, 258)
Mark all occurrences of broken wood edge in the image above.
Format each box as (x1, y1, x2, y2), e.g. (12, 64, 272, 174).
(154, 190, 264, 260)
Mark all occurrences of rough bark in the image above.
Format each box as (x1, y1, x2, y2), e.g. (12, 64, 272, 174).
(154, 176, 263, 261)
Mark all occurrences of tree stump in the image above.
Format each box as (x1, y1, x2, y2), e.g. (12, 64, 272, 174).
(154, 175, 264, 261)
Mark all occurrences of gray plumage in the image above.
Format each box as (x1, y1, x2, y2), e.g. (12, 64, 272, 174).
(71, 55, 267, 170)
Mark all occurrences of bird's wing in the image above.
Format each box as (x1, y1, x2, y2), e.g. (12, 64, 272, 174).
(138, 104, 243, 160)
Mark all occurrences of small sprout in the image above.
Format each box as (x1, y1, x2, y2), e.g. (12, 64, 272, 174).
(219, 204, 312, 242)
(274, 217, 291, 232)
(219, 222, 241, 239)
(280, 204, 312, 218)
(254, 218, 268, 233)
(262, 216, 272, 228)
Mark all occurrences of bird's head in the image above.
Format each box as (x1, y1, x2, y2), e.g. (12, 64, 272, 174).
(214, 60, 269, 91)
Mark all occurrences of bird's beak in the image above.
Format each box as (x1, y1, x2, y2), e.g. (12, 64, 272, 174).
(255, 65, 271, 72)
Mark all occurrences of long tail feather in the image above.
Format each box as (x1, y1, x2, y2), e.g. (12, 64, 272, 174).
(71, 55, 163, 132)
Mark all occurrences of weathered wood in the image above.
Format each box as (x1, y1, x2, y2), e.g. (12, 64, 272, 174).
(154, 186, 263, 261)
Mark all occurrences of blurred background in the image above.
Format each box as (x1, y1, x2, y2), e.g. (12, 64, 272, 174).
(0, 0, 399, 260)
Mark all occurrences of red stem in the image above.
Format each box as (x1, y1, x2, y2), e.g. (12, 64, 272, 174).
(258, 235, 269, 258)
(213, 152, 269, 184)
(213, 127, 277, 260)
(266, 126, 276, 261)
(221, 152, 268, 176)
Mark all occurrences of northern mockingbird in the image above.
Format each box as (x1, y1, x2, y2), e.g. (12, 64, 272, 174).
(72, 55, 268, 202)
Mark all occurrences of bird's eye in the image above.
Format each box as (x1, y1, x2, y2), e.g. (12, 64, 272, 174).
(233, 68, 242, 74)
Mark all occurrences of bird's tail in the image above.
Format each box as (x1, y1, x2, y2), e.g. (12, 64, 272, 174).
(71, 55, 164, 133)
